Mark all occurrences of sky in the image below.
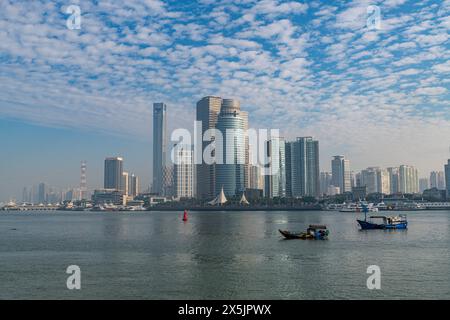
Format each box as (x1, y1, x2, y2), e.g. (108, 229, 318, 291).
(0, 0, 449, 201)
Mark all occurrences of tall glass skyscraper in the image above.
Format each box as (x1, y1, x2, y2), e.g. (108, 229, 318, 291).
(215, 99, 246, 197)
(153, 103, 167, 195)
(104, 157, 124, 190)
(331, 155, 351, 194)
(196, 96, 222, 199)
(286, 137, 320, 198)
(265, 137, 286, 198)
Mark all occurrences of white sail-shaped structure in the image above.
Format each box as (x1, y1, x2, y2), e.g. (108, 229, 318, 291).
(208, 187, 228, 206)
(239, 192, 250, 205)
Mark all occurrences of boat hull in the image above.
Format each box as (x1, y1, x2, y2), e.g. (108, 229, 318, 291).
(357, 220, 408, 230)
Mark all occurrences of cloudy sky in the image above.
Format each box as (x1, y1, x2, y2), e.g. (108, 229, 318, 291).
(0, 0, 449, 201)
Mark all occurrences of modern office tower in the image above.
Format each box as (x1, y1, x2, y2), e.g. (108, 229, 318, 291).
(419, 178, 430, 193)
(215, 99, 246, 197)
(264, 137, 286, 198)
(331, 156, 351, 194)
(387, 167, 400, 194)
(104, 157, 124, 190)
(121, 172, 129, 196)
(174, 145, 195, 198)
(360, 168, 379, 194)
(399, 165, 419, 194)
(129, 174, 139, 198)
(445, 160, 450, 198)
(38, 183, 47, 204)
(196, 96, 222, 199)
(320, 172, 332, 196)
(376, 169, 391, 194)
(153, 102, 167, 195)
(241, 111, 251, 190)
(286, 137, 320, 198)
(162, 165, 174, 197)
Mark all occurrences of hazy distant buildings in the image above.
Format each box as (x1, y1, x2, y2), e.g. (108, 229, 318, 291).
(174, 145, 195, 198)
(387, 167, 400, 194)
(196, 96, 222, 199)
(445, 160, 450, 198)
(360, 168, 379, 194)
(419, 178, 429, 193)
(399, 165, 419, 194)
(430, 171, 446, 190)
(153, 102, 167, 195)
(129, 174, 139, 198)
(38, 183, 46, 204)
(286, 137, 320, 198)
(377, 169, 391, 194)
(320, 172, 332, 196)
(104, 157, 124, 190)
(215, 99, 246, 197)
(331, 156, 351, 194)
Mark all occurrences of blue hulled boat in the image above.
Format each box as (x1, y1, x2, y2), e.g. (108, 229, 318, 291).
(357, 205, 408, 230)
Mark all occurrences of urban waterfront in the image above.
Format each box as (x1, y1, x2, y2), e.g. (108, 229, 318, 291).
(1, 210, 450, 300)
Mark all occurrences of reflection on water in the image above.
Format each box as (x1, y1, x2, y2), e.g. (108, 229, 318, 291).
(0, 210, 450, 299)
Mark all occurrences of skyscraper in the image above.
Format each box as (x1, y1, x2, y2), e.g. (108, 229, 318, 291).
(153, 102, 167, 195)
(121, 171, 129, 196)
(430, 171, 446, 189)
(196, 96, 222, 199)
(445, 160, 450, 198)
(174, 145, 195, 198)
(215, 99, 246, 197)
(387, 167, 400, 194)
(399, 165, 419, 194)
(129, 174, 139, 198)
(264, 137, 286, 198)
(38, 183, 47, 204)
(286, 137, 320, 198)
(419, 178, 429, 193)
(331, 156, 351, 194)
(320, 172, 332, 196)
(104, 157, 124, 190)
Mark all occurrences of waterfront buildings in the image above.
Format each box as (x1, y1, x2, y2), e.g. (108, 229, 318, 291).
(196, 96, 222, 199)
(320, 172, 332, 196)
(445, 160, 450, 198)
(153, 102, 167, 195)
(360, 167, 379, 194)
(104, 157, 123, 190)
(173, 145, 195, 198)
(387, 167, 400, 194)
(215, 99, 246, 197)
(399, 165, 419, 194)
(286, 137, 320, 198)
(264, 137, 286, 198)
(419, 178, 430, 193)
(129, 174, 139, 198)
(430, 171, 446, 190)
(122, 172, 129, 196)
(331, 156, 351, 194)
(38, 183, 47, 204)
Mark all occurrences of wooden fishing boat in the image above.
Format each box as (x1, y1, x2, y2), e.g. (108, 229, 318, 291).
(279, 225, 329, 240)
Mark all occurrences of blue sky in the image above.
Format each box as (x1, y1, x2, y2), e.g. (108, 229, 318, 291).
(0, 0, 449, 201)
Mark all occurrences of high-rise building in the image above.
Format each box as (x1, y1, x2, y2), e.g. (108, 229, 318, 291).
(320, 172, 332, 196)
(196, 96, 222, 199)
(121, 172, 129, 196)
(399, 165, 419, 194)
(387, 167, 400, 194)
(264, 137, 286, 198)
(153, 102, 167, 195)
(430, 171, 446, 190)
(331, 156, 351, 194)
(286, 137, 320, 198)
(215, 99, 246, 197)
(376, 169, 391, 194)
(174, 145, 195, 199)
(360, 167, 379, 194)
(162, 165, 174, 197)
(445, 160, 450, 198)
(129, 174, 139, 198)
(419, 178, 429, 193)
(38, 183, 47, 204)
(249, 165, 264, 190)
(104, 157, 124, 190)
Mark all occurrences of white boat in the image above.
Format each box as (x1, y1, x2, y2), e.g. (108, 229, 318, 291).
(339, 202, 378, 213)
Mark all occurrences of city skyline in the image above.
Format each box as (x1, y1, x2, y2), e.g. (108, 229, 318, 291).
(1, 0, 450, 201)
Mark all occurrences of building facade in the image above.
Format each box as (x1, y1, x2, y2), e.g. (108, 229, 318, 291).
(104, 157, 124, 191)
(174, 145, 195, 199)
(331, 156, 351, 194)
(153, 102, 167, 195)
(196, 96, 222, 199)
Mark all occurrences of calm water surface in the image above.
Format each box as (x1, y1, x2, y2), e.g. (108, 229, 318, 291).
(1, 210, 450, 300)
